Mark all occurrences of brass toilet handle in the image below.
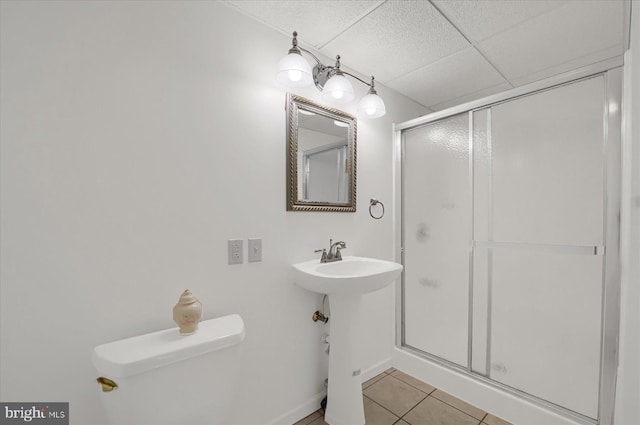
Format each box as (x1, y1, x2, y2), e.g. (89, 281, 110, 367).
(96, 377, 118, 392)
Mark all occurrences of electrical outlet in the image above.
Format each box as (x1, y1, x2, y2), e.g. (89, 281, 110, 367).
(228, 239, 243, 265)
(248, 238, 262, 262)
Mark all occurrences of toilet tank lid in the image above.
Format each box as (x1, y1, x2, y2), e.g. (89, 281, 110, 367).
(92, 314, 245, 378)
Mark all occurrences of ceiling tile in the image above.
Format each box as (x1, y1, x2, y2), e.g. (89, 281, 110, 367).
(508, 47, 623, 87)
(386, 47, 509, 108)
(432, 0, 569, 43)
(478, 0, 624, 83)
(321, 0, 469, 83)
(224, 1, 383, 48)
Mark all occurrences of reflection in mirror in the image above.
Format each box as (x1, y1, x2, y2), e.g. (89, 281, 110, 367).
(287, 93, 356, 212)
(302, 143, 348, 203)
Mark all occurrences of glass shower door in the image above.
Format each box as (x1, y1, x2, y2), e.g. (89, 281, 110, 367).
(402, 113, 471, 367)
(473, 76, 606, 419)
(400, 69, 620, 423)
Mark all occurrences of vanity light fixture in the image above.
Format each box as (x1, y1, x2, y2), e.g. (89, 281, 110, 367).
(277, 31, 386, 119)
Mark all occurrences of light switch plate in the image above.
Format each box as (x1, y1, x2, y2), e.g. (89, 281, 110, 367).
(248, 238, 262, 263)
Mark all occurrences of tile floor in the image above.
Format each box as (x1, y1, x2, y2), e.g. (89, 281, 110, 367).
(293, 368, 513, 425)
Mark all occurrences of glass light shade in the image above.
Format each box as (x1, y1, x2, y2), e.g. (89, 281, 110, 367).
(357, 92, 386, 119)
(322, 74, 354, 103)
(276, 53, 313, 88)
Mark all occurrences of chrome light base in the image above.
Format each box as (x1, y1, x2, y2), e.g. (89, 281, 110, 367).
(313, 64, 333, 91)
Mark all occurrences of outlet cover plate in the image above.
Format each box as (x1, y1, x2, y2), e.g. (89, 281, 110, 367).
(228, 239, 243, 265)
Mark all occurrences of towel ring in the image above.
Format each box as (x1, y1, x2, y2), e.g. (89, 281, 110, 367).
(369, 198, 384, 220)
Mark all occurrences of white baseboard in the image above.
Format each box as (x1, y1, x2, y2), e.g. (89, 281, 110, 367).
(266, 391, 327, 425)
(268, 357, 392, 425)
(361, 357, 393, 382)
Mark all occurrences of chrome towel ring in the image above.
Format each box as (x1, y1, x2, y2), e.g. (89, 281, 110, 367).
(369, 198, 385, 219)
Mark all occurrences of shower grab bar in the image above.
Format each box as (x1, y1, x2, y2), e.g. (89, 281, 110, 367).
(472, 241, 604, 256)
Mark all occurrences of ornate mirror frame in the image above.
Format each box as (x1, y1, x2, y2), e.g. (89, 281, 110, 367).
(286, 93, 357, 212)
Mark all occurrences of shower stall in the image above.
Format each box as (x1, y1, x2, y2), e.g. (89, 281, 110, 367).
(394, 66, 621, 425)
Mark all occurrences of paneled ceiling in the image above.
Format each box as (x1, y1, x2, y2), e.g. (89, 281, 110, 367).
(224, 0, 625, 113)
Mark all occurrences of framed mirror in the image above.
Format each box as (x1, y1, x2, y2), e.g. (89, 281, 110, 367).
(286, 93, 357, 212)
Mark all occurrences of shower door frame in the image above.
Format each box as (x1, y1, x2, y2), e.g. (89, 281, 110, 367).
(393, 60, 622, 425)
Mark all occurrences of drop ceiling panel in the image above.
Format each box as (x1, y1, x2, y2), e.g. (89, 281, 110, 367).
(508, 47, 623, 87)
(386, 47, 509, 108)
(224, 1, 383, 48)
(321, 0, 469, 83)
(432, 0, 569, 43)
(478, 1, 624, 83)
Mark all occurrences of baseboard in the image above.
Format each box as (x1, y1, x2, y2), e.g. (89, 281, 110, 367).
(268, 357, 392, 425)
(361, 357, 393, 382)
(266, 391, 326, 425)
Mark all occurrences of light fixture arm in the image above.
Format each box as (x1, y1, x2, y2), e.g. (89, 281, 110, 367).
(340, 71, 375, 90)
(296, 45, 323, 67)
(301, 52, 374, 91)
(291, 34, 374, 92)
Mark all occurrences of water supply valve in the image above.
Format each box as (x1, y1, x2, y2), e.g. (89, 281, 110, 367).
(312, 310, 329, 323)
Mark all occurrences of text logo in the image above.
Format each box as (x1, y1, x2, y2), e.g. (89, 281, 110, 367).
(1, 403, 68, 425)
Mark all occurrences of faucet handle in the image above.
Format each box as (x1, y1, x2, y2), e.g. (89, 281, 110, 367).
(335, 244, 346, 260)
(314, 248, 328, 263)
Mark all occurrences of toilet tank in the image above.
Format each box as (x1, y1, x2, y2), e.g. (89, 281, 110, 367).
(92, 314, 245, 425)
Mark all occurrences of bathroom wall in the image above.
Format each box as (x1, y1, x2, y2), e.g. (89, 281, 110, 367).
(0, 2, 427, 424)
(616, 4, 640, 424)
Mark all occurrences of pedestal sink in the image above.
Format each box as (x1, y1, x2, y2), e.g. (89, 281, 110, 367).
(293, 256, 403, 425)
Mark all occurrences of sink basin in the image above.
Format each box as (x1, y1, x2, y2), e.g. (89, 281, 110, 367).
(293, 256, 403, 295)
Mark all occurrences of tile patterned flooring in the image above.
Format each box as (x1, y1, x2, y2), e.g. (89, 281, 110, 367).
(294, 368, 513, 425)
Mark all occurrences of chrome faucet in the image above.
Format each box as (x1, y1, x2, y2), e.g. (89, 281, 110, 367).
(315, 239, 347, 263)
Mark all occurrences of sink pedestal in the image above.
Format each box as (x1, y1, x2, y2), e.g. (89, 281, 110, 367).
(324, 294, 365, 425)
(291, 256, 404, 425)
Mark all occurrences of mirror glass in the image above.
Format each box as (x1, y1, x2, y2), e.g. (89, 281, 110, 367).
(286, 93, 357, 212)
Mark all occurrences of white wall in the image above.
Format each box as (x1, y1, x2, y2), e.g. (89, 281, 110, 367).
(0, 2, 428, 424)
(616, 3, 640, 424)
